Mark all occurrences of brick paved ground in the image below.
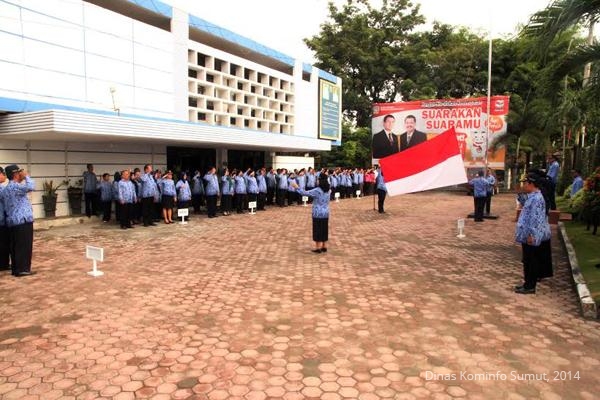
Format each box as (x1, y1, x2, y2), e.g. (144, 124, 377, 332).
(1, 192, 599, 400)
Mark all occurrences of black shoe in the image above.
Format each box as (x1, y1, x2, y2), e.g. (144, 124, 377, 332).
(515, 287, 535, 294)
(321, 248, 327, 253)
(150, 223, 157, 226)
(514, 284, 524, 290)
(15, 271, 36, 277)
(311, 249, 322, 253)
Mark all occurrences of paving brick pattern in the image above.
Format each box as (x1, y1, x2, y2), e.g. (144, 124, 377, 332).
(1, 192, 599, 399)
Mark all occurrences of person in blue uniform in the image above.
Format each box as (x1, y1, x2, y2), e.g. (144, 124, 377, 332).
(220, 168, 234, 216)
(375, 167, 387, 213)
(204, 167, 219, 218)
(515, 173, 552, 294)
(257, 168, 268, 211)
(99, 173, 113, 222)
(112, 171, 121, 224)
(266, 168, 276, 205)
(246, 170, 259, 210)
(276, 169, 288, 207)
(176, 172, 192, 221)
(234, 170, 247, 214)
(287, 172, 298, 206)
(0, 167, 10, 271)
(570, 169, 583, 197)
(118, 170, 137, 229)
(192, 170, 205, 214)
(160, 170, 176, 224)
(292, 174, 331, 253)
(83, 163, 98, 218)
(139, 164, 158, 227)
(485, 170, 496, 216)
(3, 165, 35, 276)
(469, 172, 489, 222)
(546, 154, 560, 210)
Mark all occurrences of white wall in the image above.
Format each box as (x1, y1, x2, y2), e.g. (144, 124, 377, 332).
(0, 0, 175, 118)
(272, 156, 314, 172)
(0, 139, 167, 219)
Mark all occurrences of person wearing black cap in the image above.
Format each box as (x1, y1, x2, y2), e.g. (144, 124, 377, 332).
(514, 172, 552, 294)
(0, 166, 10, 271)
(2, 164, 35, 277)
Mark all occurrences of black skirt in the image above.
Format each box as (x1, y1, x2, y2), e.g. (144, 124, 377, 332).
(312, 217, 329, 242)
(162, 196, 175, 209)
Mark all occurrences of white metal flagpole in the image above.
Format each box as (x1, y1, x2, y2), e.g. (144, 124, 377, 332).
(484, 28, 492, 177)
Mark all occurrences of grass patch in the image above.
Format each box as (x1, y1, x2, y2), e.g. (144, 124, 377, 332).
(563, 221, 600, 304)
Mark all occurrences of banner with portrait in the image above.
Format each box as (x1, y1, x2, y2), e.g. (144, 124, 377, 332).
(371, 96, 510, 169)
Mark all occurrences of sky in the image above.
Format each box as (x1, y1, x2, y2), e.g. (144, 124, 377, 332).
(162, 0, 552, 63)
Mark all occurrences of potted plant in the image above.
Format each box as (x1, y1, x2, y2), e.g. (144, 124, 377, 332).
(67, 178, 84, 215)
(42, 180, 64, 218)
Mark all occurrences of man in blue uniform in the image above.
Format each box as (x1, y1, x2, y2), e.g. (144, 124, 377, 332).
(546, 154, 560, 210)
(469, 172, 489, 222)
(0, 167, 10, 271)
(485, 170, 496, 216)
(375, 167, 387, 213)
(118, 169, 137, 229)
(140, 164, 158, 227)
(204, 167, 219, 218)
(3, 165, 35, 276)
(83, 163, 98, 218)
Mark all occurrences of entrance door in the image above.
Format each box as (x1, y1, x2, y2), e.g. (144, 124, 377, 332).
(227, 150, 265, 171)
(166, 147, 216, 175)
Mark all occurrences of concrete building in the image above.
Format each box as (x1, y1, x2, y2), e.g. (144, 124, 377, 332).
(0, 0, 341, 218)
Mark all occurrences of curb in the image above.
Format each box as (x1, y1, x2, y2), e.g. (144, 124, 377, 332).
(558, 222, 598, 319)
(34, 215, 101, 231)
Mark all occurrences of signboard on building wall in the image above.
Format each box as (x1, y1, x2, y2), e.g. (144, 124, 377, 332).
(318, 78, 342, 141)
(371, 96, 510, 169)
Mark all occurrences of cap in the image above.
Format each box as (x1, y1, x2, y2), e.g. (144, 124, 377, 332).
(5, 164, 23, 179)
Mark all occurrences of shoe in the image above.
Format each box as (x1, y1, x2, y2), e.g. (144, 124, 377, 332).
(15, 271, 36, 277)
(321, 248, 327, 253)
(311, 249, 322, 253)
(515, 287, 535, 294)
(150, 223, 157, 226)
(514, 284, 524, 290)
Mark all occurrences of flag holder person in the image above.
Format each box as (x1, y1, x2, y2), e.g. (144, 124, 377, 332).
(291, 174, 331, 253)
(514, 172, 552, 294)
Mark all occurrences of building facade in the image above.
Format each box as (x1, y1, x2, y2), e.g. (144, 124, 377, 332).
(0, 0, 341, 218)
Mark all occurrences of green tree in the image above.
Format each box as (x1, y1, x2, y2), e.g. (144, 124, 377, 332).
(304, 0, 425, 127)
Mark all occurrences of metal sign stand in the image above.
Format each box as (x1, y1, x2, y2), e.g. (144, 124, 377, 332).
(86, 245, 104, 277)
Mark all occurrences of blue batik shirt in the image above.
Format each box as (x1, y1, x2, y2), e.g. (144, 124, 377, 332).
(140, 172, 158, 198)
(99, 181, 113, 202)
(257, 175, 267, 193)
(547, 161, 559, 184)
(358, 173, 364, 184)
(3, 177, 35, 227)
(176, 180, 191, 201)
(516, 190, 551, 246)
(376, 172, 387, 192)
(161, 179, 176, 197)
(296, 187, 330, 218)
(83, 171, 97, 194)
(112, 181, 120, 201)
(277, 173, 288, 190)
(297, 175, 306, 190)
(486, 175, 496, 193)
(221, 176, 234, 195)
(266, 172, 276, 188)
(287, 177, 297, 192)
(192, 175, 204, 195)
(118, 180, 137, 203)
(0, 185, 6, 226)
(307, 173, 316, 188)
(353, 172, 360, 185)
(571, 176, 583, 196)
(204, 173, 219, 196)
(469, 177, 489, 198)
(330, 175, 338, 188)
(247, 176, 259, 194)
(234, 176, 247, 194)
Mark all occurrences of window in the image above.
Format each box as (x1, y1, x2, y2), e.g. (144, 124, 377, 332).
(188, 69, 197, 78)
(206, 74, 214, 83)
(230, 117, 236, 125)
(188, 98, 197, 107)
(198, 112, 206, 121)
(207, 101, 214, 110)
(197, 53, 206, 67)
(230, 63, 240, 76)
(214, 58, 223, 72)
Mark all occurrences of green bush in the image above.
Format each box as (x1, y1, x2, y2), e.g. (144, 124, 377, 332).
(563, 184, 573, 199)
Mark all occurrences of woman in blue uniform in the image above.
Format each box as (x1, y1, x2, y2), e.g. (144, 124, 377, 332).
(292, 174, 331, 253)
(176, 172, 192, 221)
(221, 168, 234, 216)
(160, 170, 177, 224)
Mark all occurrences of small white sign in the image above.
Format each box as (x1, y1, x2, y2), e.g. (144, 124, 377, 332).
(355, 190, 361, 197)
(457, 218, 466, 238)
(86, 245, 103, 262)
(334, 192, 340, 199)
(302, 196, 309, 203)
(85, 245, 104, 277)
(248, 201, 257, 209)
(178, 208, 189, 217)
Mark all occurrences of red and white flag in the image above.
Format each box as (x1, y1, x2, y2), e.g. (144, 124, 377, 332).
(379, 127, 467, 196)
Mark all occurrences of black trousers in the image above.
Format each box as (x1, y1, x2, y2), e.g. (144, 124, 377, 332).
(377, 189, 386, 212)
(206, 195, 217, 217)
(221, 195, 232, 213)
(84, 192, 97, 217)
(277, 189, 286, 207)
(120, 202, 132, 228)
(267, 187, 275, 205)
(548, 181, 557, 210)
(248, 193, 258, 210)
(474, 196, 486, 221)
(102, 200, 112, 222)
(485, 192, 493, 215)
(114, 201, 121, 223)
(142, 197, 154, 226)
(235, 193, 246, 213)
(0, 225, 10, 270)
(192, 194, 204, 213)
(10, 222, 33, 275)
(257, 192, 266, 210)
(521, 243, 547, 290)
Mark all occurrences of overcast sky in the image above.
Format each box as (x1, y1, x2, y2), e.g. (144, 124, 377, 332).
(162, 0, 552, 62)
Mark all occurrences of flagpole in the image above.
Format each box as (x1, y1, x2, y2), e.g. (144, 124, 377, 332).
(484, 25, 492, 178)
(372, 132, 377, 211)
